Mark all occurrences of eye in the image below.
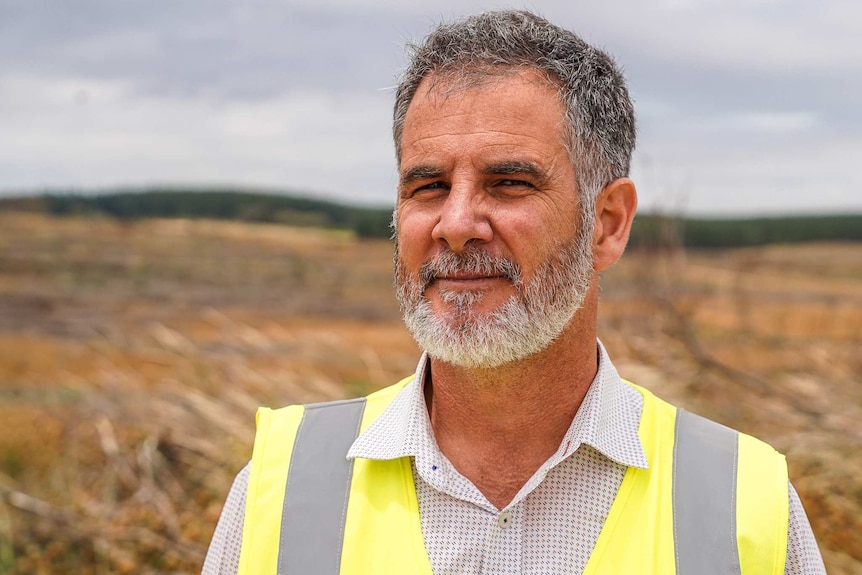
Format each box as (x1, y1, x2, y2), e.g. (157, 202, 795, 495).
(498, 179, 534, 187)
(400, 180, 449, 200)
(493, 179, 536, 197)
(418, 181, 446, 190)
(414, 181, 449, 195)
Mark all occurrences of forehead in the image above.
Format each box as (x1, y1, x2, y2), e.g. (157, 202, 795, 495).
(422, 64, 561, 98)
(399, 68, 570, 166)
(408, 66, 564, 118)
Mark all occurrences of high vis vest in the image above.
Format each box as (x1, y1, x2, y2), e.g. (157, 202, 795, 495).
(238, 377, 789, 575)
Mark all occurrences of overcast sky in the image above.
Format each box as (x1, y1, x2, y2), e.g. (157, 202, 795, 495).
(2, 0, 860, 216)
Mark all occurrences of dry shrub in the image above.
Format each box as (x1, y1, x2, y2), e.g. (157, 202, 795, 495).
(0, 314, 417, 573)
(0, 213, 859, 573)
(607, 243, 862, 574)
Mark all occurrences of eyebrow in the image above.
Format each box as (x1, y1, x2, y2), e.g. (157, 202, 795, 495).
(399, 160, 549, 186)
(482, 161, 547, 180)
(400, 165, 444, 186)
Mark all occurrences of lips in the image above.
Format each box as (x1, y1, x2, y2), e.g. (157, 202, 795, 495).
(428, 274, 510, 294)
(436, 273, 506, 282)
(419, 248, 522, 290)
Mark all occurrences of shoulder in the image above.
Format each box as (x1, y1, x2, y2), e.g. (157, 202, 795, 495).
(624, 378, 785, 460)
(256, 376, 414, 437)
(202, 463, 250, 575)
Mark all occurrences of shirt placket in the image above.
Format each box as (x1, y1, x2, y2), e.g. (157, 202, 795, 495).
(483, 502, 523, 575)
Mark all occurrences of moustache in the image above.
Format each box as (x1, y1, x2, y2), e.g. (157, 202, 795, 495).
(418, 248, 522, 289)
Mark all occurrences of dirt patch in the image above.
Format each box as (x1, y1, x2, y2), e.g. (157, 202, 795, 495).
(0, 213, 858, 573)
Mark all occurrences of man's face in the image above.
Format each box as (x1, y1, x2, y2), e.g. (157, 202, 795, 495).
(394, 69, 595, 368)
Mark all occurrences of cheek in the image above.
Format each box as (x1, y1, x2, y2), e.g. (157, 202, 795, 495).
(394, 234, 425, 282)
(498, 215, 574, 269)
(396, 211, 437, 262)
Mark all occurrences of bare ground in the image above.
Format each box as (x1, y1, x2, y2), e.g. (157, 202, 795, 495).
(0, 213, 858, 573)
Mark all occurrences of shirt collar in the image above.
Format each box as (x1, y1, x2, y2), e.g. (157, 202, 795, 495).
(347, 351, 435, 462)
(347, 341, 648, 471)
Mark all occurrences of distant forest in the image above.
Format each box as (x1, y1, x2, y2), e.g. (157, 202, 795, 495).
(2, 189, 860, 248)
(2, 189, 393, 238)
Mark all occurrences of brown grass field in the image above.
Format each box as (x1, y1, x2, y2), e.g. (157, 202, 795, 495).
(0, 212, 859, 574)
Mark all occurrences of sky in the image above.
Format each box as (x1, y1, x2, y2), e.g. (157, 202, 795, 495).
(1, 0, 860, 216)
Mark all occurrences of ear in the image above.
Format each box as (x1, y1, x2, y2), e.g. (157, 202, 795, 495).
(592, 177, 637, 272)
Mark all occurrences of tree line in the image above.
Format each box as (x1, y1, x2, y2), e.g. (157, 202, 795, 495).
(629, 213, 862, 248)
(1, 189, 859, 247)
(1, 189, 393, 238)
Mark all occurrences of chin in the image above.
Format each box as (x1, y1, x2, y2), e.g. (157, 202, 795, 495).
(403, 294, 575, 370)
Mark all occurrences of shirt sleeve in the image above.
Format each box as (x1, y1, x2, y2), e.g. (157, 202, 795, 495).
(784, 481, 826, 575)
(202, 464, 250, 575)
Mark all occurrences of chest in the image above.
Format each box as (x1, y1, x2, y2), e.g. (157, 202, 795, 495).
(415, 445, 626, 575)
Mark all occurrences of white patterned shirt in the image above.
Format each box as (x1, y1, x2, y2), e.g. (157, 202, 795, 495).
(202, 343, 826, 574)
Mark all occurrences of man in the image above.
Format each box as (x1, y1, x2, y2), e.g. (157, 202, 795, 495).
(204, 10, 825, 574)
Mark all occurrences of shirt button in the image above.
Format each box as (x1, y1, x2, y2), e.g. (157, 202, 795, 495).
(497, 511, 513, 529)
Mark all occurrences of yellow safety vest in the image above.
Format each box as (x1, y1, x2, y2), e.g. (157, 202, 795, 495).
(238, 378, 789, 575)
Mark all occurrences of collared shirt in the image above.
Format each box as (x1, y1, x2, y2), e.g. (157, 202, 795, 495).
(202, 343, 826, 574)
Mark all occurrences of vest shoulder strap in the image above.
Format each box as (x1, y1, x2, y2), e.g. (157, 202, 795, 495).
(278, 397, 367, 575)
(674, 408, 743, 574)
(243, 378, 788, 575)
(239, 378, 414, 575)
(609, 384, 788, 575)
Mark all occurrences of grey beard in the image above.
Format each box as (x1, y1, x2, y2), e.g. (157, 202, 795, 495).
(394, 228, 594, 369)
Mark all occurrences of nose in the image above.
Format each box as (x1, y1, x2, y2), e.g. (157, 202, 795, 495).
(431, 186, 492, 252)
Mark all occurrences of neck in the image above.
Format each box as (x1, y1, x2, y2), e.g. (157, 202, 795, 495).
(425, 303, 599, 509)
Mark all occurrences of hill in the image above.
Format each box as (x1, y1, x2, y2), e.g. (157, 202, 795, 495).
(0, 188, 394, 239)
(1, 188, 860, 246)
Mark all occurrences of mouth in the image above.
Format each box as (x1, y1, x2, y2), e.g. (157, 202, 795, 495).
(416, 248, 522, 293)
(429, 274, 509, 290)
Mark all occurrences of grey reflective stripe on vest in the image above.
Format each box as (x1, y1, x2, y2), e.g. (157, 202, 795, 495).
(673, 408, 741, 575)
(275, 401, 743, 574)
(278, 398, 366, 575)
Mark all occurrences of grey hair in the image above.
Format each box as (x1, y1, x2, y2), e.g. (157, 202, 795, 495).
(392, 10, 636, 215)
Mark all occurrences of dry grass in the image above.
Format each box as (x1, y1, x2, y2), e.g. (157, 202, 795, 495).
(0, 212, 859, 573)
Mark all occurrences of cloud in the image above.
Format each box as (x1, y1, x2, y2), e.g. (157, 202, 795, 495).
(0, 72, 396, 205)
(0, 0, 859, 215)
(724, 112, 817, 133)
